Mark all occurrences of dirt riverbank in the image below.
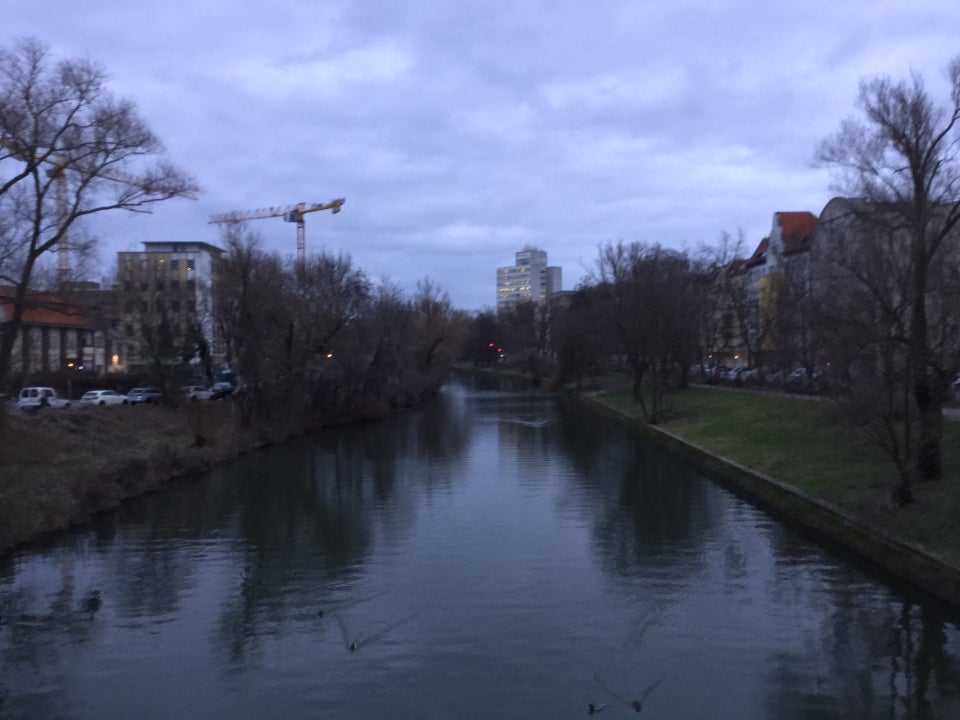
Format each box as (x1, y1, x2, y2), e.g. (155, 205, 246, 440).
(0, 402, 265, 556)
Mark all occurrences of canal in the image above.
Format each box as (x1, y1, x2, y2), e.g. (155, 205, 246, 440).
(2, 374, 960, 718)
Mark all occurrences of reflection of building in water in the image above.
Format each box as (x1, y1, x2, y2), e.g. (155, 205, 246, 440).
(496, 245, 562, 310)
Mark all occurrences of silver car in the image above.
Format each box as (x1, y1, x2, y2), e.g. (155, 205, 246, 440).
(80, 389, 129, 406)
(127, 387, 162, 404)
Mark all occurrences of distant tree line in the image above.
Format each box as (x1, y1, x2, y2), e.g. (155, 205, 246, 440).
(215, 225, 465, 429)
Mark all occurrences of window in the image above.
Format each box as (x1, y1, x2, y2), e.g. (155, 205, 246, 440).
(126, 324, 134, 336)
(156, 281, 164, 291)
(140, 301, 148, 313)
(124, 302, 133, 313)
(171, 280, 180, 291)
(171, 300, 180, 312)
(140, 281, 148, 291)
(186, 280, 196, 291)
(171, 259, 179, 271)
(187, 301, 196, 313)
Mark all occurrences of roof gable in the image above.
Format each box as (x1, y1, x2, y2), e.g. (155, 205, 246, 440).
(777, 211, 819, 255)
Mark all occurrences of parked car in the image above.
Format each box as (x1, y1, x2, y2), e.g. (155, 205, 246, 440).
(181, 384, 212, 401)
(17, 386, 71, 409)
(127, 387, 162, 404)
(704, 365, 730, 382)
(80, 389, 128, 406)
(209, 381, 235, 400)
(723, 367, 745, 382)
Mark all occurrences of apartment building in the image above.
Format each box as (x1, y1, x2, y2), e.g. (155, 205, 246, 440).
(115, 241, 223, 370)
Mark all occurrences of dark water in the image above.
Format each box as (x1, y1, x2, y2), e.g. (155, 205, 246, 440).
(3, 374, 960, 719)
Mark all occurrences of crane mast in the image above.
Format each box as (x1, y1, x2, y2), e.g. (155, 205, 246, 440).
(208, 198, 345, 266)
(2, 135, 177, 283)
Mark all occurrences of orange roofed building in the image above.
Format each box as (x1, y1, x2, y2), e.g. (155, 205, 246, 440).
(707, 211, 820, 370)
(0, 285, 118, 382)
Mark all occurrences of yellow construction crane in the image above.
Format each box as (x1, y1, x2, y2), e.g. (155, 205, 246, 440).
(208, 198, 345, 266)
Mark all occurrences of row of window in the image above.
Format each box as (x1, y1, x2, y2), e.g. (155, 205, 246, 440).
(123, 257, 197, 272)
(124, 323, 190, 339)
(122, 279, 197, 292)
(123, 300, 197, 314)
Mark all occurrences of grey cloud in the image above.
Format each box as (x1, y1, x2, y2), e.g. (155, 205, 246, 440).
(5, 1, 960, 308)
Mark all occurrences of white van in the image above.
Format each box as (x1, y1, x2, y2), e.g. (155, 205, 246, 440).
(17, 386, 71, 409)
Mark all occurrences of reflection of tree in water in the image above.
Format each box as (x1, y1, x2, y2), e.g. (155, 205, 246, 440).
(760, 585, 960, 718)
(0, 554, 103, 718)
(598, 443, 718, 575)
(750, 517, 960, 718)
(212, 390, 469, 671)
(548, 402, 721, 578)
(211, 442, 374, 671)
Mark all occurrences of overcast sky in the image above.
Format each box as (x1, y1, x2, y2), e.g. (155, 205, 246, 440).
(5, 1, 960, 309)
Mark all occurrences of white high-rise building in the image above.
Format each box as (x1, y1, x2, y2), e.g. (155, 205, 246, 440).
(496, 245, 562, 310)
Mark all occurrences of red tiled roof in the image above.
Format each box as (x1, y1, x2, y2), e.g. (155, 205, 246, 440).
(744, 237, 769, 267)
(778, 212, 819, 255)
(0, 286, 95, 328)
(727, 258, 747, 274)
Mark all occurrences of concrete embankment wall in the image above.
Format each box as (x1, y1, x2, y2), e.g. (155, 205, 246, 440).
(574, 392, 960, 609)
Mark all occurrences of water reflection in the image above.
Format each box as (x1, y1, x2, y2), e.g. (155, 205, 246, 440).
(2, 377, 960, 718)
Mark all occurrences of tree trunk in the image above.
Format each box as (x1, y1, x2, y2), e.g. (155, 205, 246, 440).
(892, 467, 916, 506)
(915, 381, 944, 481)
(631, 360, 648, 419)
(910, 256, 943, 481)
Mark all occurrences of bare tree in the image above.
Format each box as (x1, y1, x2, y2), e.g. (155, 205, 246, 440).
(0, 38, 197, 388)
(551, 285, 608, 390)
(816, 205, 920, 503)
(591, 241, 701, 422)
(409, 277, 464, 395)
(817, 57, 960, 481)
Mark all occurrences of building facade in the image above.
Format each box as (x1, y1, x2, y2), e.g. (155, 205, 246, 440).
(115, 241, 223, 371)
(705, 211, 819, 370)
(0, 285, 117, 382)
(496, 245, 562, 310)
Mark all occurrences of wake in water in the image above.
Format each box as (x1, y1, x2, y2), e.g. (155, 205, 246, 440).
(499, 417, 552, 428)
(592, 672, 665, 713)
(621, 616, 657, 648)
(333, 608, 420, 652)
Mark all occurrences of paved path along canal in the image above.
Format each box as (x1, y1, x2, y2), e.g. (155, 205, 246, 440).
(2, 374, 960, 718)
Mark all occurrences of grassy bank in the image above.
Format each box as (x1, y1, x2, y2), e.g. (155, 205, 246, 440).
(587, 381, 960, 570)
(0, 402, 253, 555)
